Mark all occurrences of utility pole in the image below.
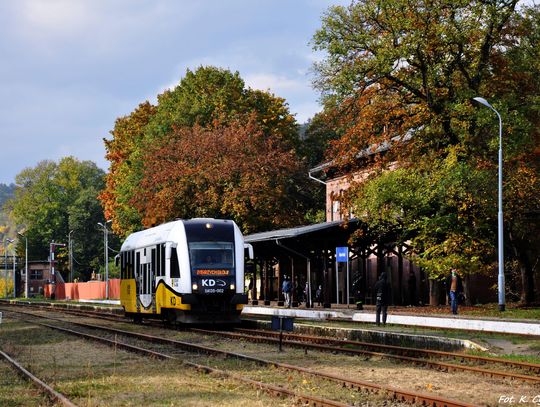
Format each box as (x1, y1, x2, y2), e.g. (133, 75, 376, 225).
(68, 230, 74, 282)
(12, 250, 15, 298)
(49, 242, 66, 298)
(18, 232, 28, 298)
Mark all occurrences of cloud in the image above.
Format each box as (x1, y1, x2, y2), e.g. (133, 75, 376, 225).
(0, 0, 343, 183)
(244, 73, 307, 93)
(20, 0, 92, 33)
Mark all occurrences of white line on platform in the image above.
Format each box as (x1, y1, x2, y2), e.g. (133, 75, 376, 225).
(243, 307, 540, 336)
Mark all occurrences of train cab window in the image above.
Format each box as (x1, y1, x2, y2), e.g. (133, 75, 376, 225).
(170, 247, 180, 278)
(189, 242, 234, 270)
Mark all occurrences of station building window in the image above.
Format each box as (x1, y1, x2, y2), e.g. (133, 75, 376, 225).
(30, 270, 43, 280)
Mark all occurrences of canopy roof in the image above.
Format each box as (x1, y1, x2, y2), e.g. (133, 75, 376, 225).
(244, 220, 347, 243)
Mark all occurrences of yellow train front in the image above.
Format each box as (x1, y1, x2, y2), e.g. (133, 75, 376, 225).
(119, 218, 249, 324)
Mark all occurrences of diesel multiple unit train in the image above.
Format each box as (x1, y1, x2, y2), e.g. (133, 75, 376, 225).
(118, 218, 252, 323)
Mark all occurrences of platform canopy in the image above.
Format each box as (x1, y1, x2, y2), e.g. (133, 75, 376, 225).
(244, 219, 361, 260)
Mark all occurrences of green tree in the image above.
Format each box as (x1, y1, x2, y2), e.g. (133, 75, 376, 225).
(8, 157, 110, 282)
(313, 0, 540, 303)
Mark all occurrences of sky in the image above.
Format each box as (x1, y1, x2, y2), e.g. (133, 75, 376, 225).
(0, 0, 347, 185)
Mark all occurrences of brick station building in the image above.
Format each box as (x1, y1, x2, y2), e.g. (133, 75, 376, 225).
(244, 135, 496, 307)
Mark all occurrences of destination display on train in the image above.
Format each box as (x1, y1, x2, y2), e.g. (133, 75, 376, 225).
(196, 269, 230, 276)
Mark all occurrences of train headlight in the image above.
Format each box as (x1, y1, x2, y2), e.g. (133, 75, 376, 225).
(192, 283, 198, 291)
(230, 283, 235, 291)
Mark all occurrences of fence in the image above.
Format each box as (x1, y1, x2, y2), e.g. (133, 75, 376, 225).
(44, 279, 121, 300)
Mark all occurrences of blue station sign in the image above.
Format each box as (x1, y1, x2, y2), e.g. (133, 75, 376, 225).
(336, 246, 348, 263)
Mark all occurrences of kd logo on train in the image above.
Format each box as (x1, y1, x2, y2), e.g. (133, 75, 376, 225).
(201, 279, 226, 287)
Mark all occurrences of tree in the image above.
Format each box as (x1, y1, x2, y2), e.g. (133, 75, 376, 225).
(101, 102, 157, 236)
(313, 0, 540, 303)
(7, 157, 109, 281)
(134, 116, 308, 233)
(102, 66, 315, 237)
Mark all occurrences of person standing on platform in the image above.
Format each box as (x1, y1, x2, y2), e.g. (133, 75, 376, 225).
(446, 269, 463, 315)
(374, 272, 391, 325)
(315, 285, 323, 306)
(282, 276, 292, 308)
(303, 282, 310, 307)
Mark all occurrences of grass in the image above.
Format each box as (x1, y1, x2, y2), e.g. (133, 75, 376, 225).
(0, 360, 56, 406)
(464, 348, 540, 365)
(4, 310, 538, 407)
(0, 317, 318, 406)
(248, 318, 540, 365)
(7, 297, 122, 308)
(460, 303, 540, 320)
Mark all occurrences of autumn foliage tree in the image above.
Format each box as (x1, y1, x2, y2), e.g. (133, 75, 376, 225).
(313, 0, 540, 303)
(134, 116, 306, 233)
(101, 66, 313, 237)
(101, 102, 157, 236)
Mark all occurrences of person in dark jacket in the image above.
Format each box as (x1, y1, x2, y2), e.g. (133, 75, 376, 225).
(282, 276, 292, 308)
(374, 272, 391, 325)
(315, 285, 323, 306)
(445, 269, 463, 315)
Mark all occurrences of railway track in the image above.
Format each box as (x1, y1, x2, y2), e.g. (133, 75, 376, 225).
(190, 327, 540, 384)
(0, 349, 77, 407)
(2, 307, 478, 407)
(0, 309, 355, 407)
(4, 301, 539, 381)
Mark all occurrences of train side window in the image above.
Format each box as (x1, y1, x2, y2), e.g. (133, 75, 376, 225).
(155, 246, 160, 277)
(142, 264, 147, 293)
(170, 247, 180, 278)
(130, 250, 135, 278)
(136, 252, 140, 278)
(161, 244, 166, 277)
(151, 248, 157, 276)
(127, 251, 131, 279)
(120, 252, 125, 279)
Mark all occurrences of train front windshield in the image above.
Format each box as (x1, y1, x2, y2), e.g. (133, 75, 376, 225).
(189, 242, 235, 270)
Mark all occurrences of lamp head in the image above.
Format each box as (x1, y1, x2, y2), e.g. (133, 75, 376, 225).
(473, 97, 492, 109)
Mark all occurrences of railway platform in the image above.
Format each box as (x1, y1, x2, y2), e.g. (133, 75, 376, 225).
(242, 303, 540, 337)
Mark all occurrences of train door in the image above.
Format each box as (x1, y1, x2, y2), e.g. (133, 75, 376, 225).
(137, 248, 153, 309)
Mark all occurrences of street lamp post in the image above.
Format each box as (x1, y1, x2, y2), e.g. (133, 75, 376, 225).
(3, 238, 14, 298)
(18, 232, 28, 298)
(473, 96, 505, 312)
(97, 220, 112, 300)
